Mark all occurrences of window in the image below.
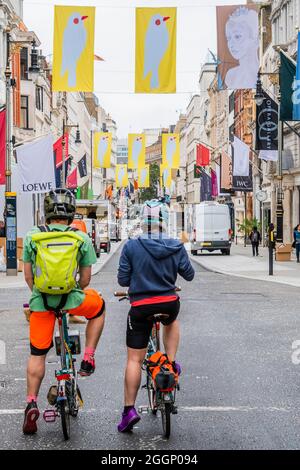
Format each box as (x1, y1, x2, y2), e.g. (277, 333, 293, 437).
(36, 86, 43, 111)
(20, 96, 29, 129)
(20, 48, 28, 80)
(229, 92, 235, 114)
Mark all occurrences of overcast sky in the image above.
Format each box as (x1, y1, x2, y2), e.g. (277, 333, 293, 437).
(23, 0, 244, 138)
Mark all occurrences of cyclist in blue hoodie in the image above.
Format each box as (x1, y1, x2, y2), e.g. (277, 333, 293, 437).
(117, 199, 195, 432)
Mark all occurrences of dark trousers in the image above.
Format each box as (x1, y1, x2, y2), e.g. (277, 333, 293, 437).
(296, 243, 300, 261)
(252, 242, 259, 256)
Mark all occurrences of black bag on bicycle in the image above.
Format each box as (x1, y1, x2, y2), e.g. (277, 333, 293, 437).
(148, 351, 177, 391)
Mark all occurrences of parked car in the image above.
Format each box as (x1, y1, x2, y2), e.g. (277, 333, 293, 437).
(98, 222, 111, 253)
(83, 218, 101, 258)
(190, 202, 232, 256)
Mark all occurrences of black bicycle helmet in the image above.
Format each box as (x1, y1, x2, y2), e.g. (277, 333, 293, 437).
(44, 188, 76, 223)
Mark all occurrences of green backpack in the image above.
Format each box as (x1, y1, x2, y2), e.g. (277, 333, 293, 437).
(31, 226, 84, 295)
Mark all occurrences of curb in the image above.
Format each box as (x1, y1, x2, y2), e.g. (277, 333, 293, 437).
(190, 254, 300, 289)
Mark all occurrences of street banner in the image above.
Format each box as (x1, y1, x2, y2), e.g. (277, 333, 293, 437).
(216, 4, 259, 90)
(66, 167, 78, 189)
(162, 133, 180, 168)
(78, 154, 88, 177)
(0, 109, 5, 185)
(194, 165, 202, 178)
(53, 5, 95, 92)
(128, 134, 146, 169)
(54, 158, 69, 188)
(138, 165, 150, 188)
(256, 90, 278, 151)
(160, 165, 172, 188)
(211, 168, 218, 197)
(16, 135, 56, 194)
(200, 170, 212, 202)
(259, 150, 278, 162)
(280, 51, 296, 121)
(232, 136, 250, 177)
(196, 143, 210, 166)
(294, 34, 300, 120)
(135, 7, 177, 93)
(93, 132, 112, 168)
(116, 164, 129, 188)
(53, 134, 69, 168)
(220, 151, 232, 193)
(232, 172, 253, 192)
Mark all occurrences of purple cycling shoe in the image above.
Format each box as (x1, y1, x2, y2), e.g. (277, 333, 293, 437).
(118, 407, 141, 433)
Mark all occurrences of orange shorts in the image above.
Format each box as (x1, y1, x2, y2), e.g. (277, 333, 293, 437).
(30, 288, 105, 356)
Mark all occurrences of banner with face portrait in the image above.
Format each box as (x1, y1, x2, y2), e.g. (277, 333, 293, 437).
(93, 132, 112, 168)
(216, 4, 259, 90)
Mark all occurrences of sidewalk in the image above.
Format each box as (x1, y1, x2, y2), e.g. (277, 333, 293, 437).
(189, 243, 300, 288)
(0, 241, 123, 290)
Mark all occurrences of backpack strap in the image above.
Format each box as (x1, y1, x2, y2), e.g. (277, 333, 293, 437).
(41, 293, 69, 313)
(38, 225, 50, 233)
(67, 227, 78, 232)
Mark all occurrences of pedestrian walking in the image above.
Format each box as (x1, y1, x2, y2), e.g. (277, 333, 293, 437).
(249, 226, 261, 257)
(293, 224, 300, 263)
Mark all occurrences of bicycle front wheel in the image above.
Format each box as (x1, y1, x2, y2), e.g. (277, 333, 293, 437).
(59, 400, 70, 440)
(161, 403, 171, 439)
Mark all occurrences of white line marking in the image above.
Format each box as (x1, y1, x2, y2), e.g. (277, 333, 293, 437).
(180, 406, 290, 412)
(0, 405, 291, 417)
(14, 378, 26, 382)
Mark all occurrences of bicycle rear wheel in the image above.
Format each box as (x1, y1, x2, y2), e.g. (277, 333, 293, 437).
(59, 400, 70, 440)
(161, 403, 171, 438)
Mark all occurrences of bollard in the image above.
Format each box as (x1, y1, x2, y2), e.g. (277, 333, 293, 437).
(268, 224, 275, 276)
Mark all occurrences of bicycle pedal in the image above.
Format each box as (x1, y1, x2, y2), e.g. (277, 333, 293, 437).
(171, 405, 178, 415)
(177, 383, 180, 391)
(43, 409, 57, 423)
(138, 406, 149, 414)
(141, 384, 147, 389)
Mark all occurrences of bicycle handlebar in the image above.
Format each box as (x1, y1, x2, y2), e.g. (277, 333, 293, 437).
(114, 287, 182, 297)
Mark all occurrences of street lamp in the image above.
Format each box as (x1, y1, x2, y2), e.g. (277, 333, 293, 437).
(254, 74, 265, 106)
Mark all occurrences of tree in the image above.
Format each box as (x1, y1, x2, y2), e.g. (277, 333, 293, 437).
(237, 217, 262, 239)
(139, 163, 160, 203)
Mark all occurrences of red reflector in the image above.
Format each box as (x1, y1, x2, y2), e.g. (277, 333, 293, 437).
(56, 374, 71, 381)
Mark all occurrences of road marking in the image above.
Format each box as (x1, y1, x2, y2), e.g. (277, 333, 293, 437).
(14, 378, 26, 382)
(180, 406, 290, 412)
(0, 410, 23, 415)
(0, 405, 291, 417)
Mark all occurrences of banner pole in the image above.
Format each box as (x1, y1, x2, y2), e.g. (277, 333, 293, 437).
(5, 33, 17, 276)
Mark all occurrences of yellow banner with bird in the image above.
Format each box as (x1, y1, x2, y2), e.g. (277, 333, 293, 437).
(93, 132, 112, 168)
(135, 7, 177, 93)
(116, 164, 129, 188)
(128, 134, 146, 169)
(53, 5, 95, 92)
(162, 133, 180, 168)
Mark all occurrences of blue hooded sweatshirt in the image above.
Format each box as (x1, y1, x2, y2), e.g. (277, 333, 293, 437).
(118, 235, 195, 303)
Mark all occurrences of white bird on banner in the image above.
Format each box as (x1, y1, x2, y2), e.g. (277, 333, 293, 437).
(166, 136, 176, 167)
(144, 14, 170, 89)
(61, 12, 88, 88)
(118, 166, 126, 186)
(132, 137, 143, 167)
(140, 167, 148, 185)
(163, 167, 170, 186)
(97, 135, 109, 166)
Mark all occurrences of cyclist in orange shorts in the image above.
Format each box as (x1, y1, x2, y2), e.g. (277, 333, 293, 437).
(22, 189, 106, 435)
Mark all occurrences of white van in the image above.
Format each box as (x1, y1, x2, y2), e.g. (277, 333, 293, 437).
(190, 202, 232, 256)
